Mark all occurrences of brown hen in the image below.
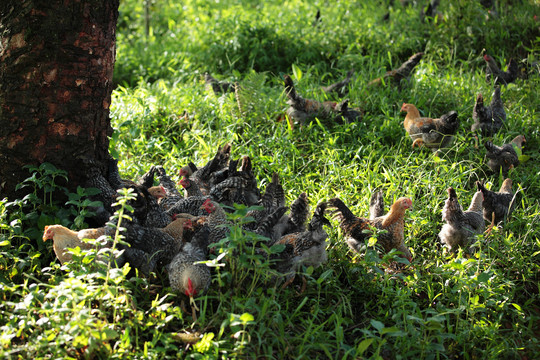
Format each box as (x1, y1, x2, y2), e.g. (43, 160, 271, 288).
(328, 197, 413, 261)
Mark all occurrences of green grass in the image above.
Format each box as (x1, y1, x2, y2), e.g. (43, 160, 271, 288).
(2, 0, 540, 358)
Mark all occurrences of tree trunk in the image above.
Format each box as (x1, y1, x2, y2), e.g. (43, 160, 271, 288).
(0, 0, 119, 200)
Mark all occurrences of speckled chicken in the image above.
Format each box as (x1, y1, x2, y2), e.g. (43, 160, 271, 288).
(368, 52, 424, 87)
(284, 75, 337, 124)
(322, 69, 354, 97)
(484, 54, 518, 86)
(328, 197, 413, 261)
(476, 179, 517, 231)
(471, 87, 506, 136)
(271, 202, 331, 289)
(167, 240, 211, 311)
(484, 135, 526, 176)
(439, 188, 485, 252)
(141, 186, 172, 228)
(401, 103, 459, 152)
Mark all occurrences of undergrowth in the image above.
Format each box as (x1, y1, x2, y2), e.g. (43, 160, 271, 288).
(1, 0, 540, 359)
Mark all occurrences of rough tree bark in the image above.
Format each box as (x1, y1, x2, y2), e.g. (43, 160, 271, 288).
(0, 0, 119, 200)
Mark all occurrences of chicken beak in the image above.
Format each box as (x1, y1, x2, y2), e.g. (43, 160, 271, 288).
(42, 226, 50, 241)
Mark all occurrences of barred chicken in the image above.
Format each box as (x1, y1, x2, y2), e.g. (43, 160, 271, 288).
(209, 156, 261, 208)
(179, 176, 204, 198)
(401, 103, 459, 152)
(328, 196, 413, 261)
(273, 192, 310, 242)
(118, 221, 180, 275)
(476, 179, 516, 232)
(189, 143, 232, 195)
(244, 172, 285, 232)
(368, 52, 424, 87)
(271, 202, 331, 291)
(201, 199, 232, 245)
(439, 187, 485, 252)
(471, 87, 506, 136)
(153, 165, 183, 211)
(322, 69, 354, 97)
(484, 54, 518, 86)
(167, 239, 211, 313)
(484, 135, 526, 176)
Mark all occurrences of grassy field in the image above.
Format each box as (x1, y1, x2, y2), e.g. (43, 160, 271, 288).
(1, 0, 540, 358)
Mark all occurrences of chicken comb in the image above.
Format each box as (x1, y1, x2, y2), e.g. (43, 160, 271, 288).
(179, 177, 189, 188)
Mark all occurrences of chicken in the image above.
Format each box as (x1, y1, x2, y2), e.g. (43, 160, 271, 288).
(42, 225, 113, 264)
(244, 172, 285, 231)
(271, 202, 331, 291)
(273, 192, 310, 242)
(439, 187, 485, 252)
(369, 191, 385, 220)
(204, 72, 235, 94)
(209, 156, 261, 208)
(140, 186, 172, 228)
(189, 143, 232, 195)
(368, 52, 424, 87)
(484, 54, 518, 85)
(333, 99, 363, 123)
(119, 222, 180, 275)
(167, 241, 211, 313)
(322, 69, 354, 97)
(148, 185, 167, 200)
(476, 179, 517, 232)
(251, 206, 289, 240)
(179, 176, 203, 198)
(471, 87, 506, 136)
(166, 195, 212, 218)
(284, 74, 337, 124)
(484, 135, 526, 176)
(201, 199, 232, 245)
(401, 103, 459, 152)
(161, 217, 194, 247)
(153, 165, 183, 211)
(328, 197, 413, 261)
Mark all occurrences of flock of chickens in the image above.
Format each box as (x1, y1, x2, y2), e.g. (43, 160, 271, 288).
(41, 48, 528, 312)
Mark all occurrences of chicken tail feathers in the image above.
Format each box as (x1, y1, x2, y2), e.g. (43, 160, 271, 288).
(327, 198, 357, 223)
(284, 75, 298, 101)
